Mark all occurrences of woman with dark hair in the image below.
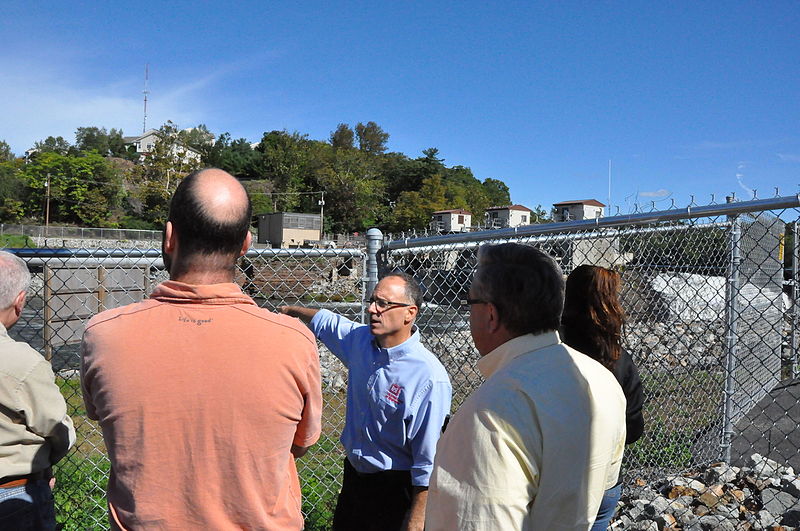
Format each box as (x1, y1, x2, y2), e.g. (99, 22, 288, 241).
(562, 264, 644, 531)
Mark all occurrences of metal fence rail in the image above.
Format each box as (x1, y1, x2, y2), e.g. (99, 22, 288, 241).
(4, 194, 800, 529)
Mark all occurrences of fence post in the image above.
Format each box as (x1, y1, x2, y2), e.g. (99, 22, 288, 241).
(793, 222, 799, 379)
(721, 213, 742, 463)
(363, 228, 383, 323)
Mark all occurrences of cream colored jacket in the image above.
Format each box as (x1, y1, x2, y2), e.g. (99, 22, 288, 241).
(426, 332, 626, 531)
(0, 322, 75, 478)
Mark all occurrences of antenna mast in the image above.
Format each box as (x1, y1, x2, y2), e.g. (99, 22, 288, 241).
(607, 159, 612, 214)
(142, 64, 150, 134)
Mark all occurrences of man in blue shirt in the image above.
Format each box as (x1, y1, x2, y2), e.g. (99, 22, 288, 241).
(279, 272, 451, 531)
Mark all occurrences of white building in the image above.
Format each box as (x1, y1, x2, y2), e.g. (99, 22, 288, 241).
(123, 130, 202, 165)
(431, 209, 472, 232)
(485, 204, 533, 228)
(553, 199, 605, 222)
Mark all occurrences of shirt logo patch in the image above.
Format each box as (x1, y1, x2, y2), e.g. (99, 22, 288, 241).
(385, 383, 403, 404)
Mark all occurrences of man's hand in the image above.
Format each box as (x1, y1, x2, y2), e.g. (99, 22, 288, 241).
(403, 486, 428, 531)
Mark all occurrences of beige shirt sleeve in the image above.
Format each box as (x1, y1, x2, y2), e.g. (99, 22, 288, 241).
(16, 360, 77, 465)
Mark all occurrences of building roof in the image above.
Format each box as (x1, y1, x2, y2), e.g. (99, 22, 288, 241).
(432, 209, 472, 215)
(486, 204, 532, 212)
(553, 199, 606, 207)
(122, 129, 160, 143)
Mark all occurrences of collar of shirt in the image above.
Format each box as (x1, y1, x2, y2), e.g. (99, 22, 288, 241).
(371, 326, 422, 363)
(476, 330, 562, 378)
(149, 280, 257, 306)
(0, 321, 9, 339)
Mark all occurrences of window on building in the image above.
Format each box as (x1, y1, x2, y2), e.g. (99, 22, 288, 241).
(458, 215, 464, 224)
(521, 215, 527, 223)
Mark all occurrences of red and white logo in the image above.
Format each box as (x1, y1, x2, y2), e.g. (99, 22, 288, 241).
(385, 383, 403, 404)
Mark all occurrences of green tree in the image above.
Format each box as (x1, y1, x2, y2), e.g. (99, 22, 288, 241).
(0, 140, 14, 162)
(253, 130, 316, 212)
(355, 122, 389, 154)
(330, 123, 355, 150)
(393, 174, 449, 231)
(483, 178, 511, 207)
(75, 127, 127, 157)
(0, 160, 27, 222)
(33, 136, 74, 156)
(19, 151, 124, 226)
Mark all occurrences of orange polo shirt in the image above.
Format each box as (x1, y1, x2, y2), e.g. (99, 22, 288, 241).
(81, 281, 322, 530)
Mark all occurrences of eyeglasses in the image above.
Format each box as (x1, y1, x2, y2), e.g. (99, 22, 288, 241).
(459, 298, 489, 311)
(367, 297, 414, 311)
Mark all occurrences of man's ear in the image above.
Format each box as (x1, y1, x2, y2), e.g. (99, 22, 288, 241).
(239, 231, 252, 257)
(164, 221, 177, 254)
(12, 291, 26, 319)
(404, 305, 419, 325)
(486, 302, 502, 334)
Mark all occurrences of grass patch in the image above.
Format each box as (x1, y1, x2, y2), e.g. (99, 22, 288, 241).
(0, 234, 36, 248)
(53, 454, 110, 530)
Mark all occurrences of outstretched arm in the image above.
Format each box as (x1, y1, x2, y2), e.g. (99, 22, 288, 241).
(276, 305, 320, 325)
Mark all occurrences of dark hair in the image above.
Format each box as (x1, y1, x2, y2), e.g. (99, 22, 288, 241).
(381, 272, 424, 309)
(167, 169, 252, 259)
(562, 265, 625, 371)
(472, 243, 564, 336)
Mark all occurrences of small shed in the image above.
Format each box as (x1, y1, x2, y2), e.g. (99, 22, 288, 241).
(257, 212, 321, 248)
(485, 205, 533, 228)
(553, 199, 605, 222)
(432, 209, 472, 232)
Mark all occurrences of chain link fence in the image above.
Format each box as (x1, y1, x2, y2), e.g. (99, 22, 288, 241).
(381, 196, 800, 529)
(4, 194, 800, 529)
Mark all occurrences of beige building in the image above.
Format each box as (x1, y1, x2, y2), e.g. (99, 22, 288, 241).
(553, 199, 605, 222)
(123, 129, 202, 165)
(485, 205, 533, 228)
(257, 213, 321, 248)
(432, 209, 472, 232)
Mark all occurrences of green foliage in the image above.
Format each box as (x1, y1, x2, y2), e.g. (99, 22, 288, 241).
(33, 136, 75, 156)
(13, 120, 516, 235)
(299, 435, 342, 531)
(0, 234, 36, 248)
(75, 126, 126, 157)
(355, 121, 389, 154)
(19, 151, 124, 226)
(483, 178, 511, 206)
(53, 455, 111, 530)
(330, 123, 355, 150)
(0, 140, 14, 161)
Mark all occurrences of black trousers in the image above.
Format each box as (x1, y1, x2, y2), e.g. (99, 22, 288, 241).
(332, 458, 413, 531)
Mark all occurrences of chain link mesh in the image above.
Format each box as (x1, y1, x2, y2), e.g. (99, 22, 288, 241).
(4, 197, 800, 529)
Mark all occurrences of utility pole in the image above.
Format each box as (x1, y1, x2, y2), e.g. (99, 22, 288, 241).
(318, 191, 325, 239)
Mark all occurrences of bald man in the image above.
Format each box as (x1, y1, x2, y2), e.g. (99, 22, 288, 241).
(81, 169, 322, 530)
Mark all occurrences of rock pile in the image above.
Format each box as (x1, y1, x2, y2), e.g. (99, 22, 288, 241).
(613, 454, 800, 530)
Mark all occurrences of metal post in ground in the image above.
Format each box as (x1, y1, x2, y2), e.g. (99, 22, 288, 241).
(793, 222, 799, 379)
(364, 228, 383, 323)
(721, 213, 742, 463)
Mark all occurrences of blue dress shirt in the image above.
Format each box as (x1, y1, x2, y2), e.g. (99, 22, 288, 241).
(310, 309, 452, 486)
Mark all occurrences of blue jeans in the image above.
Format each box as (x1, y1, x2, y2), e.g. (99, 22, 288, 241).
(591, 482, 622, 531)
(0, 480, 56, 531)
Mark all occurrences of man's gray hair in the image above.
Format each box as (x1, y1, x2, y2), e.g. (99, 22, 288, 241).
(471, 243, 564, 336)
(0, 251, 31, 309)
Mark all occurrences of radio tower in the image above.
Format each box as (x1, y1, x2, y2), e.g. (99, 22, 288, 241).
(142, 64, 150, 134)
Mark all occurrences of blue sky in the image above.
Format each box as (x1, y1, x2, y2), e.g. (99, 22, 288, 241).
(2, 2, 798, 214)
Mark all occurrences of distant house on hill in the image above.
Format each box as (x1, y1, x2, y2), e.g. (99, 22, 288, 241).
(553, 199, 605, 222)
(123, 129, 202, 165)
(431, 209, 472, 232)
(485, 204, 533, 228)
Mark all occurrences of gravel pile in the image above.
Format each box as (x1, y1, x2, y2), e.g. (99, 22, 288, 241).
(614, 454, 800, 530)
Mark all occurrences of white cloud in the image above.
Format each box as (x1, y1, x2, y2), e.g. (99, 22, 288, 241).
(736, 172, 755, 198)
(0, 58, 212, 154)
(639, 189, 670, 198)
(777, 153, 800, 163)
